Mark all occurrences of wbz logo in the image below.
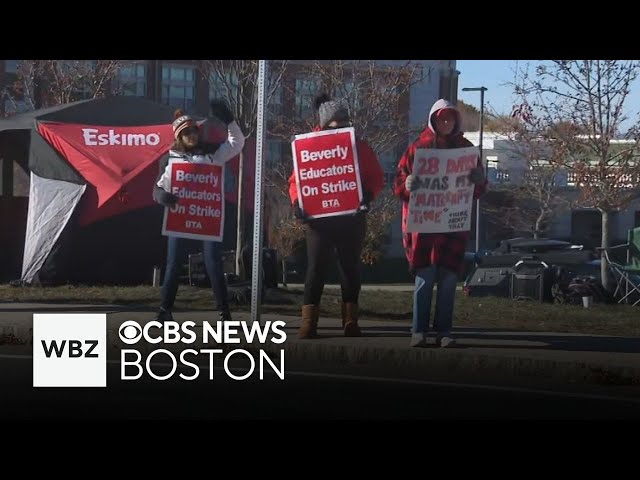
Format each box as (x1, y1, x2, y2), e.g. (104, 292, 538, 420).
(41, 339, 99, 358)
(33, 314, 106, 387)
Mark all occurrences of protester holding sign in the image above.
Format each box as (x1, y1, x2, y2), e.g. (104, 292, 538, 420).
(288, 94, 384, 339)
(393, 99, 487, 348)
(153, 100, 245, 323)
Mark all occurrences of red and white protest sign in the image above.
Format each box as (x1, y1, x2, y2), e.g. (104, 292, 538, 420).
(292, 127, 363, 219)
(406, 146, 479, 234)
(162, 160, 225, 242)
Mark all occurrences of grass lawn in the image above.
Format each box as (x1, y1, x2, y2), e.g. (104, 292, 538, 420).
(1, 283, 639, 336)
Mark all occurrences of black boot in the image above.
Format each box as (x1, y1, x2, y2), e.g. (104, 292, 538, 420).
(219, 308, 232, 322)
(154, 307, 173, 322)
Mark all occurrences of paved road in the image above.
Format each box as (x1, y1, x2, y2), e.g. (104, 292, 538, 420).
(2, 355, 640, 420)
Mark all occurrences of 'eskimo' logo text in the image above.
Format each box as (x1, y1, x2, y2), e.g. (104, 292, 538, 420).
(82, 128, 161, 146)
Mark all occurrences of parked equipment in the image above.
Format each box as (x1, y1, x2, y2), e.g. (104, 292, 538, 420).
(464, 238, 597, 300)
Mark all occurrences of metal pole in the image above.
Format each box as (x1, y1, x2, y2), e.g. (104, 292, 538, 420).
(475, 89, 485, 253)
(235, 151, 244, 277)
(250, 60, 268, 324)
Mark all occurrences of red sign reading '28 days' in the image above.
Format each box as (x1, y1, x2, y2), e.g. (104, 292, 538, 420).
(162, 160, 225, 242)
(292, 128, 363, 219)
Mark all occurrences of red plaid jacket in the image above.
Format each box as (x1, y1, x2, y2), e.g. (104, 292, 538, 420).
(393, 128, 488, 274)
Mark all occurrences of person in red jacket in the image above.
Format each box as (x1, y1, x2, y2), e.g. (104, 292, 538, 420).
(289, 94, 384, 339)
(394, 99, 488, 348)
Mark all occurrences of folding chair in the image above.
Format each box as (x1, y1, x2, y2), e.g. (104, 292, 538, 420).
(602, 227, 640, 306)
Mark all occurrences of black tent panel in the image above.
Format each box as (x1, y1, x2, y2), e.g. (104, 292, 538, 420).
(37, 96, 178, 126)
(28, 130, 84, 184)
(0, 100, 92, 132)
(0, 96, 196, 284)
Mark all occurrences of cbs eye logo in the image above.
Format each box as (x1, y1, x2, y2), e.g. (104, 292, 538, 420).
(118, 321, 143, 345)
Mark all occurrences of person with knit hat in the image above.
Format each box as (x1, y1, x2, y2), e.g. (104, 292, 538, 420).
(288, 94, 384, 339)
(153, 100, 245, 323)
(393, 98, 488, 348)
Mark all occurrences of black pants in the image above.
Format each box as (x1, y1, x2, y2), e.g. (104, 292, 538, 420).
(304, 214, 367, 305)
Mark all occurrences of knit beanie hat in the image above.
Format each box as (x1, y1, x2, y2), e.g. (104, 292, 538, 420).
(172, 109, 197, 139)
(314, 94, 350, 128)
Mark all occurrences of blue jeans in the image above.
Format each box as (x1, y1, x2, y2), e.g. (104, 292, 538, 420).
(160, 236, 229, 312)
(412, 265, 458, 334)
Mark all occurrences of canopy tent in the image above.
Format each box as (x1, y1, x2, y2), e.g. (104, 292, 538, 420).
(0, 96, 181, 285)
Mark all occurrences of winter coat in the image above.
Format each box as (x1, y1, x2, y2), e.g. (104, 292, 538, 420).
(393, 99, 487, 274)
(155, 120, 245, 193)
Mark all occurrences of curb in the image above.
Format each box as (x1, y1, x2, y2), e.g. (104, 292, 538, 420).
(259, 341, 640, 387)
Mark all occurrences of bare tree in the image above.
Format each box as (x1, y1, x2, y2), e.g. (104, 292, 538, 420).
(8, 60, 124, 110)
(484, 113, 521, 132)
(513, 60, 640, 289)
(196, 60, 288, 280)
(272, 60, 429, 265)
(274, 60, 427, 148)
(360, 189, 398, 265)
(264, 159, 305, 287)
(484, 108, 568, 239)
(457, 99, 482, 132)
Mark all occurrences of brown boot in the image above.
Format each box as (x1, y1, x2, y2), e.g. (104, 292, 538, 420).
(342, 302, 361, 337)
(298, 304, 319, 339)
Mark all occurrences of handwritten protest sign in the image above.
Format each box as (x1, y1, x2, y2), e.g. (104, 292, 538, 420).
(162, 160, 225, 241)
(292, 127, 363, 219)
(406, 146, 479, 234)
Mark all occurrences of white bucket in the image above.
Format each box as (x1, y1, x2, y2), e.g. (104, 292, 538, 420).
(152, 266, 161, 287)
(582, 296, 593, 308)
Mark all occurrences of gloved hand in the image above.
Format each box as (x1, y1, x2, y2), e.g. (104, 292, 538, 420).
(405, 174, 422, 192)
(154, 187, 179, 208)
(468, 167, 485, 185)
(209, 99, 234, 125)
(293, 204, 309, 223)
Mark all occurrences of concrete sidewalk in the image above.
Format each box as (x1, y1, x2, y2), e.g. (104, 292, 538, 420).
(286, 283, 415, 291)
(1, 303, 640, 388)
(285, 284, 462, 292)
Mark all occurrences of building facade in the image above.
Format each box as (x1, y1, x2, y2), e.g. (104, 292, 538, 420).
(0, 59, 458, 263)
(464, 131, 640, 250)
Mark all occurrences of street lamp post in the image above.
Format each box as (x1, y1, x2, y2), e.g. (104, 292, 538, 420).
(462, 86, 487, 253)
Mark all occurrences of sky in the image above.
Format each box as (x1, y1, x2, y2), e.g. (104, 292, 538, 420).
(457, 60, 521, 116)
(456, 60, 640, 131)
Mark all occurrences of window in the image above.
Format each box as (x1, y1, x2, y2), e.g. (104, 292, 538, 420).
(385, 171, 396, 185)
(4, 98, 32, 115)
(268, 81, 283, 115)
(295, 77, 321, 118)
(208, 71, 238, 101)
(5, 60, 18, 74)
(495, 170, 510, 182)
(117, 62, 146, 97)
(266, 139, 283, 166)
(162, 64, 195, 112)
(376, 149, 395, 185)
(378, 149, 396, 171)
(65, 60, 96, 100)
(342, 78, 364, 114)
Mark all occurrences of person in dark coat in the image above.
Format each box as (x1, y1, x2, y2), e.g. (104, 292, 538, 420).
(288, 94, 384, 339)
